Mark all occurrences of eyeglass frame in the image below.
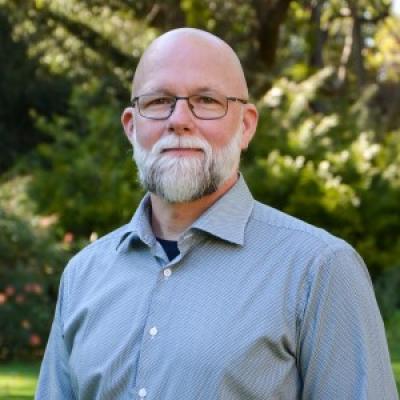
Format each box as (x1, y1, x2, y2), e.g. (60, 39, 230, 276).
(130, 94, 248, 120)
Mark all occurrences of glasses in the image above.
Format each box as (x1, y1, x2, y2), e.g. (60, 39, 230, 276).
(131, 93, 248, 120)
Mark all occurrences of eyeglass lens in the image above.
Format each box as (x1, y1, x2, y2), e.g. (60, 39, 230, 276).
(138, 94, 228, 119)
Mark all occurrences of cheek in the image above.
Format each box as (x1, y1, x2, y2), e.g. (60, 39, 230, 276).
(201, 121, 241, 149)
(134, 120, 164, 149)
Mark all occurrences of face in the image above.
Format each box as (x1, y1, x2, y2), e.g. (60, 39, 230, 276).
(122, 32, 258, 203)
(132, 122, 244, 203)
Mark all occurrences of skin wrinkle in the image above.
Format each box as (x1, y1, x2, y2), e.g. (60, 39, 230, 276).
(132, 123, 243, 203)
(35, 29, 398, 399)
(121, 28, 258, 239)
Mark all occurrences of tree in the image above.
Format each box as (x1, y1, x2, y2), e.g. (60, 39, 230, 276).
(0, 8, 70, 172)
(1, 0, 400, 360)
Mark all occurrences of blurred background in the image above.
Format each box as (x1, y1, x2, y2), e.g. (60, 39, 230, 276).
(0, 0, 399, 396)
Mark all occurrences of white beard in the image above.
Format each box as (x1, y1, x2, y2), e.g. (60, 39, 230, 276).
(132, 126, 243, 203)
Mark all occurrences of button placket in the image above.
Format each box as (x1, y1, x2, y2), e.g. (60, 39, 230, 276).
(135, 255, 175, 399)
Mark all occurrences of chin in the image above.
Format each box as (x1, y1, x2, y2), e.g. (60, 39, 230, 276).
(155, 178, 220, 204)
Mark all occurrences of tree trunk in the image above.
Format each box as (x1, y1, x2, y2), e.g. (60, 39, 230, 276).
(348, 0, 366, 88)
(309, 0, 327, 69)
(252, 0, 293, 69)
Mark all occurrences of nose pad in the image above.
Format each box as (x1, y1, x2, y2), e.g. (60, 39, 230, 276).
(167, 103, 195, 134)
(167, 98, 195, 129)
(171, 98, 193, 117)
(187, 101, 195, 113)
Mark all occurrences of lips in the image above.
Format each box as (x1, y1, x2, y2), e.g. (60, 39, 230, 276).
(161, 148, 203, 153)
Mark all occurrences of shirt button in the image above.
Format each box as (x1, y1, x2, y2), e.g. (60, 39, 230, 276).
(149, 326, 158, 336)
(138, 387, 147, 398)
(163, 268, 172, 278)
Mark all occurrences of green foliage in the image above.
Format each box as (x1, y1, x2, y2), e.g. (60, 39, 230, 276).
(0, 8, 71, 172)
(375, 267, 400, 319)
(244, 68, 400, 280)
(28, 79, 143, 237)
(1, 0, 400, 360)
(0, 177, 69, 360)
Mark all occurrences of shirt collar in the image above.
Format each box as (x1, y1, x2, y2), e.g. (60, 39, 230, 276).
(191, 174, 254, 245)
(116, 174, 254, 251)
(115, 193, 154, 252)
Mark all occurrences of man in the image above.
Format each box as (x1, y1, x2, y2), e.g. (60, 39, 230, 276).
(36, 28, 398, 399)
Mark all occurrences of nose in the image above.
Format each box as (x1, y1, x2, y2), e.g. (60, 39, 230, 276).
(167, 98, 195, 135)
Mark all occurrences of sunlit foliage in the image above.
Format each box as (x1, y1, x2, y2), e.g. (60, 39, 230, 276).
(0, 0, 399, 358)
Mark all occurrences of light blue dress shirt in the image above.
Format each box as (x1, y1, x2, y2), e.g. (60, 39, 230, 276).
(36, 176, 398, 399)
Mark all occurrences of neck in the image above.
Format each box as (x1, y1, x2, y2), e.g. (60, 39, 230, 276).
(150, 173, 239, 241)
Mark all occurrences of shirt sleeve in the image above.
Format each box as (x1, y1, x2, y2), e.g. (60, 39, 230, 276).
(298, 245, 399, 400)
(35, 273, 76, 399)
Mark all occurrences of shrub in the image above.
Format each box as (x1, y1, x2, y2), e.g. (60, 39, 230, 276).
(0, 177, 70, 360)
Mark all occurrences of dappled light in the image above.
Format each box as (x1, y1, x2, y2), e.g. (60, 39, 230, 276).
(0, 0, 399, 393)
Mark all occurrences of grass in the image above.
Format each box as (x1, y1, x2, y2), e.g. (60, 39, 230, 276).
(0, 362, 39, 400)
(0, 333, 399, 399)
(393, 362, 400, 393)
(390, 350, 400, 392)
(387, 311, 400, 394)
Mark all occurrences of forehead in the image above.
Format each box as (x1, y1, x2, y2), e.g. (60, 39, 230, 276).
(135, 35, 242, 95)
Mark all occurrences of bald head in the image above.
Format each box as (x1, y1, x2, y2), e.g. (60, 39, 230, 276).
(132, 28, 248, 99)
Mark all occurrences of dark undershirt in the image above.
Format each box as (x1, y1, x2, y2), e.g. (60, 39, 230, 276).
(156, 238, 180, 261)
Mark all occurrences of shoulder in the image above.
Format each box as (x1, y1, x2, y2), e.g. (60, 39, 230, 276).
(249, 200, 347, 250)
(62, 223, 131, 280)
(247, 200, 369, 282)
(247, 202, 375, 319)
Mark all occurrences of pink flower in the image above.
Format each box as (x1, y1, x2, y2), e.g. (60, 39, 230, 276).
(0, 293, 7, 305)
(38, 214, 58, 228)
(5, 286, 15, 296)
(29, 334, 42, 347)
(24, 283, 43, 294)
(31, 283, 43, 295)
(63, 232, 74, 244)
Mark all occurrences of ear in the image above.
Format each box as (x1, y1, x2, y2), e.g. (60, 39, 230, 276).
(121, 107, 135, 144)
(240, 103, 258, 150)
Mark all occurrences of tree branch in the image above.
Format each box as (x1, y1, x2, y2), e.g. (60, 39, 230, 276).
(39, 8, 137, 69)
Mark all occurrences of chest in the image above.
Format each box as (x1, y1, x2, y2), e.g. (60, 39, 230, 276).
(64, 242, 304, 399)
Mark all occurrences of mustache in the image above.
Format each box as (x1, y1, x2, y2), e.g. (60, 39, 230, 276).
(150, 135, 210, 156)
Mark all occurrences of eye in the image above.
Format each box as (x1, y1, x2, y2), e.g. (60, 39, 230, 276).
(149, 97, 174, 104)
(142, 96, 174, 108)
(196, 95, 220, 104)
